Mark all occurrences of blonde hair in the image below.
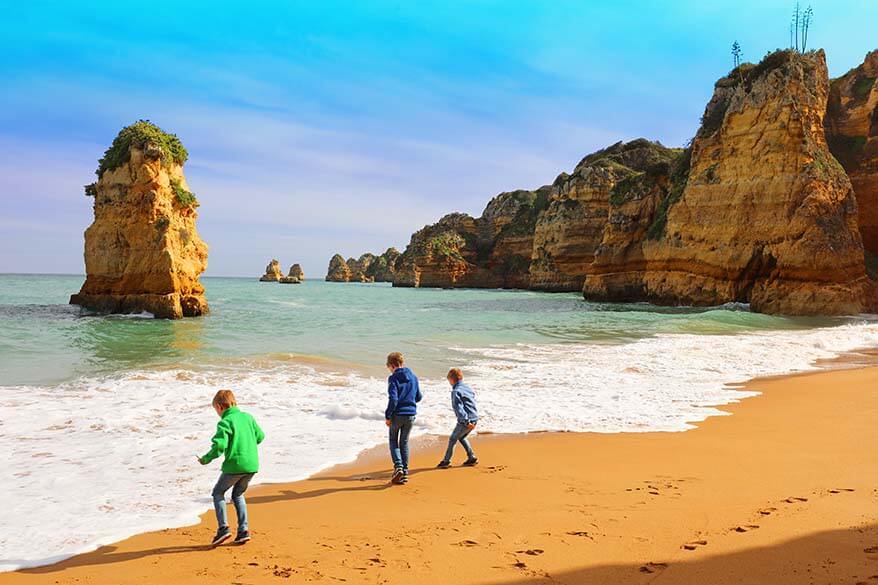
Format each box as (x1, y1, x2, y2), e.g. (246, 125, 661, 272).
(212, 389, 237, 410)
(386, 352, 405, 369)
(447, 368, 463, 383)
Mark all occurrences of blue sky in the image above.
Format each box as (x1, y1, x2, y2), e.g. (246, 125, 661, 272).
(1, 0, 876, 277)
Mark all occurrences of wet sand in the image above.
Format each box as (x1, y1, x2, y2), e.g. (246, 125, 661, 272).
(4, 366, 878, 584)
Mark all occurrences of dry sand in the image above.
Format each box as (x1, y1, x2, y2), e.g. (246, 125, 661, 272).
(4, 366, 878, 584)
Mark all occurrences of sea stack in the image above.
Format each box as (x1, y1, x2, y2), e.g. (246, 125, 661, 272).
(325, 254, 353, 282)
(259, 259, 283, 282)
(280, 263, 304, 284)
(70, 120, 209, 319)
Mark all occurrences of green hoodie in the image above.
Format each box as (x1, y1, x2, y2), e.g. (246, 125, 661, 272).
(200, 406, 265, 474)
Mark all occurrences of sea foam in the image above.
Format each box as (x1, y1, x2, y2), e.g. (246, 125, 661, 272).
(3, 322, 878, 570)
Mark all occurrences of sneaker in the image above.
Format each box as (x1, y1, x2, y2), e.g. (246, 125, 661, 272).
(436, 460, 451, 469)
(391, 467, 405, 484)
(211, 526, 231, 546)
(463, 457, 479, 467)
(234, 530, 251, 544)
(400, 471, 409, 484)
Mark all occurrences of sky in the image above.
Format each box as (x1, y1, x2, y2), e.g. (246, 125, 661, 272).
(1, 1, 876, 277)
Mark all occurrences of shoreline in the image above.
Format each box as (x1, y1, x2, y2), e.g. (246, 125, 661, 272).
(4, 353, 878, 583)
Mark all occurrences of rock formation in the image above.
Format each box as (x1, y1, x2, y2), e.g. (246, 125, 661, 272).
(826, 50, 878, 256)
(394, 190, 549, 288)
(325, 254, 352, 282)
(70, 120, 209, 319)
(324, 250, 400, 282)
(285, 264, 305, 281)
(530, 140, 680, 291)
(365, 248, 401, 282)
(259, 259, 283, 282)
(584, 49, 869, 315)
(346, 49, 878, 315)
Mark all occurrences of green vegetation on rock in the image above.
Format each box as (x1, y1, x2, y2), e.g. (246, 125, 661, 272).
(171, 178, 198, 208)
(96, 120, 188, 178)
(647, 148, 691, 240)
(429, 232, 465, 259)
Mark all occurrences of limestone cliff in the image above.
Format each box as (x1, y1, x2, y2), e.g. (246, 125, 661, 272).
(70, 121, 209, 318)
(826, 50, 878, 256)
(530, 140, 681, 291)
(347, 254, 377, 283)
(365, 248, 401, 282)
(585, 50, 868, 315)
(325, 254, 352, 282)
(260, 259, 283, 282)
(393, 189, 548, 288)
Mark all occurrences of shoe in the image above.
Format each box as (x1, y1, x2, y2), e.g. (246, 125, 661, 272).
(436, 460, 451, 469)
(211, 526, 231, 546)
(463, 457, 479, 467)
(391, 467, 405, 484)
(400, 470, 409, 484)
(234, 530, 251, 544)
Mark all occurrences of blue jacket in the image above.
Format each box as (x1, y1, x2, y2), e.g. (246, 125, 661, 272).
(385, 367, 422, 419)
(451, 381, 479, 423)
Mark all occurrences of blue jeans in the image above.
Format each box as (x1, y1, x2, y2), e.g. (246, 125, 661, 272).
(212, 472, 255, 531)
(388, 415, 416, 470)
(443, 421, 476, 462)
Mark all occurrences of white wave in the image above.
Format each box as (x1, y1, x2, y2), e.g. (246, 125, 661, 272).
(2, 321, 878, 570)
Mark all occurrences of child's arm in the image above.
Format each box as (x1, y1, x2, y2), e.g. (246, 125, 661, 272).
(452, 390, 468, 422)
(199, 418, 232, 465)
(385, 378, 399, 421)
(415, 379, 423, 403)
(254, 418, 266, 445)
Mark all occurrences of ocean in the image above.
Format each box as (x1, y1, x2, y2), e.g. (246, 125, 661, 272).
(2, 274, 878, 571)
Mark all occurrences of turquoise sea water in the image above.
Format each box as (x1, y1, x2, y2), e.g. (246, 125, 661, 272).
(3, 274, 878, 571)
(0, 274, 845, 386)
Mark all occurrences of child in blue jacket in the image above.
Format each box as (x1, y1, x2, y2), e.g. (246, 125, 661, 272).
(384, 352, 422, 484)
(437, 368, 479, 468)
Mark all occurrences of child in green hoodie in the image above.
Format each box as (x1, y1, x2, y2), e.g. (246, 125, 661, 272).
(198, 389, 265, 546)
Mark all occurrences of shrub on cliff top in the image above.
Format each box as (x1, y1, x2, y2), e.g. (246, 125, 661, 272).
(171, 178, 198, 208)
(96, 120, 188, 178)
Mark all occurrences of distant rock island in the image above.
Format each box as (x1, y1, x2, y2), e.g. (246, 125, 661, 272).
(260, 260, 303, 283)
(342, 49, 878, 316)
(70, 120, 209, 319)
(325, 249, 400, 282)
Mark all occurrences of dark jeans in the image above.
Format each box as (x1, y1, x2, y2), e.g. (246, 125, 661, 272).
(443, 421, 476, 462)
(388, 414, 416, 470)
(212, 472, 255, 531)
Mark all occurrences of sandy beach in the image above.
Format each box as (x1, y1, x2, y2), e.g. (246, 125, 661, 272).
(4, 364, 878, 585)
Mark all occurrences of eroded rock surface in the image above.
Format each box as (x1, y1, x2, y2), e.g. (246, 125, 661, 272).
(70, 121, 209, 318)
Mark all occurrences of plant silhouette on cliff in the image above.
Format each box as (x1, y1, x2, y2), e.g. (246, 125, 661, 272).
(96, 120, 188, 178)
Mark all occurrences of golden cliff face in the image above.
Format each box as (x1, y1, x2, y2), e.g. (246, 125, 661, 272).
(586, 50, 867, 315)
(826, 50, 878, 255)
(325, 254, 353, 282)
(70, 123, 208, 319)
(392, 190, 548, 289)
(530, 140, 680, 291)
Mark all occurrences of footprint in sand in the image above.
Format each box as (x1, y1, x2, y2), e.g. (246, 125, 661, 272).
(484, 465, 506, 473)
(733, 525, 760, 533)
(566, 531, 595, 540)
(455, 540, 479, 547)
(639, 562, 668, 574)
(516, 549, 544, 556)
(828, 488, 855, 494)
(783, 496, 808, 503)
(681, 540, 707, 551)
(864, 546, 878, 554)
(758, 507, 777, 516)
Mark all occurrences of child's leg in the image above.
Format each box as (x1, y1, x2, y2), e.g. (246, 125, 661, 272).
(458, 430, 476, 460)
(398, 416, 415, 470)
(230, 473, 255, 533)
(442, 422, 466, 462)
(211, 473, 236, 529)
(388, 417, 402, 469)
